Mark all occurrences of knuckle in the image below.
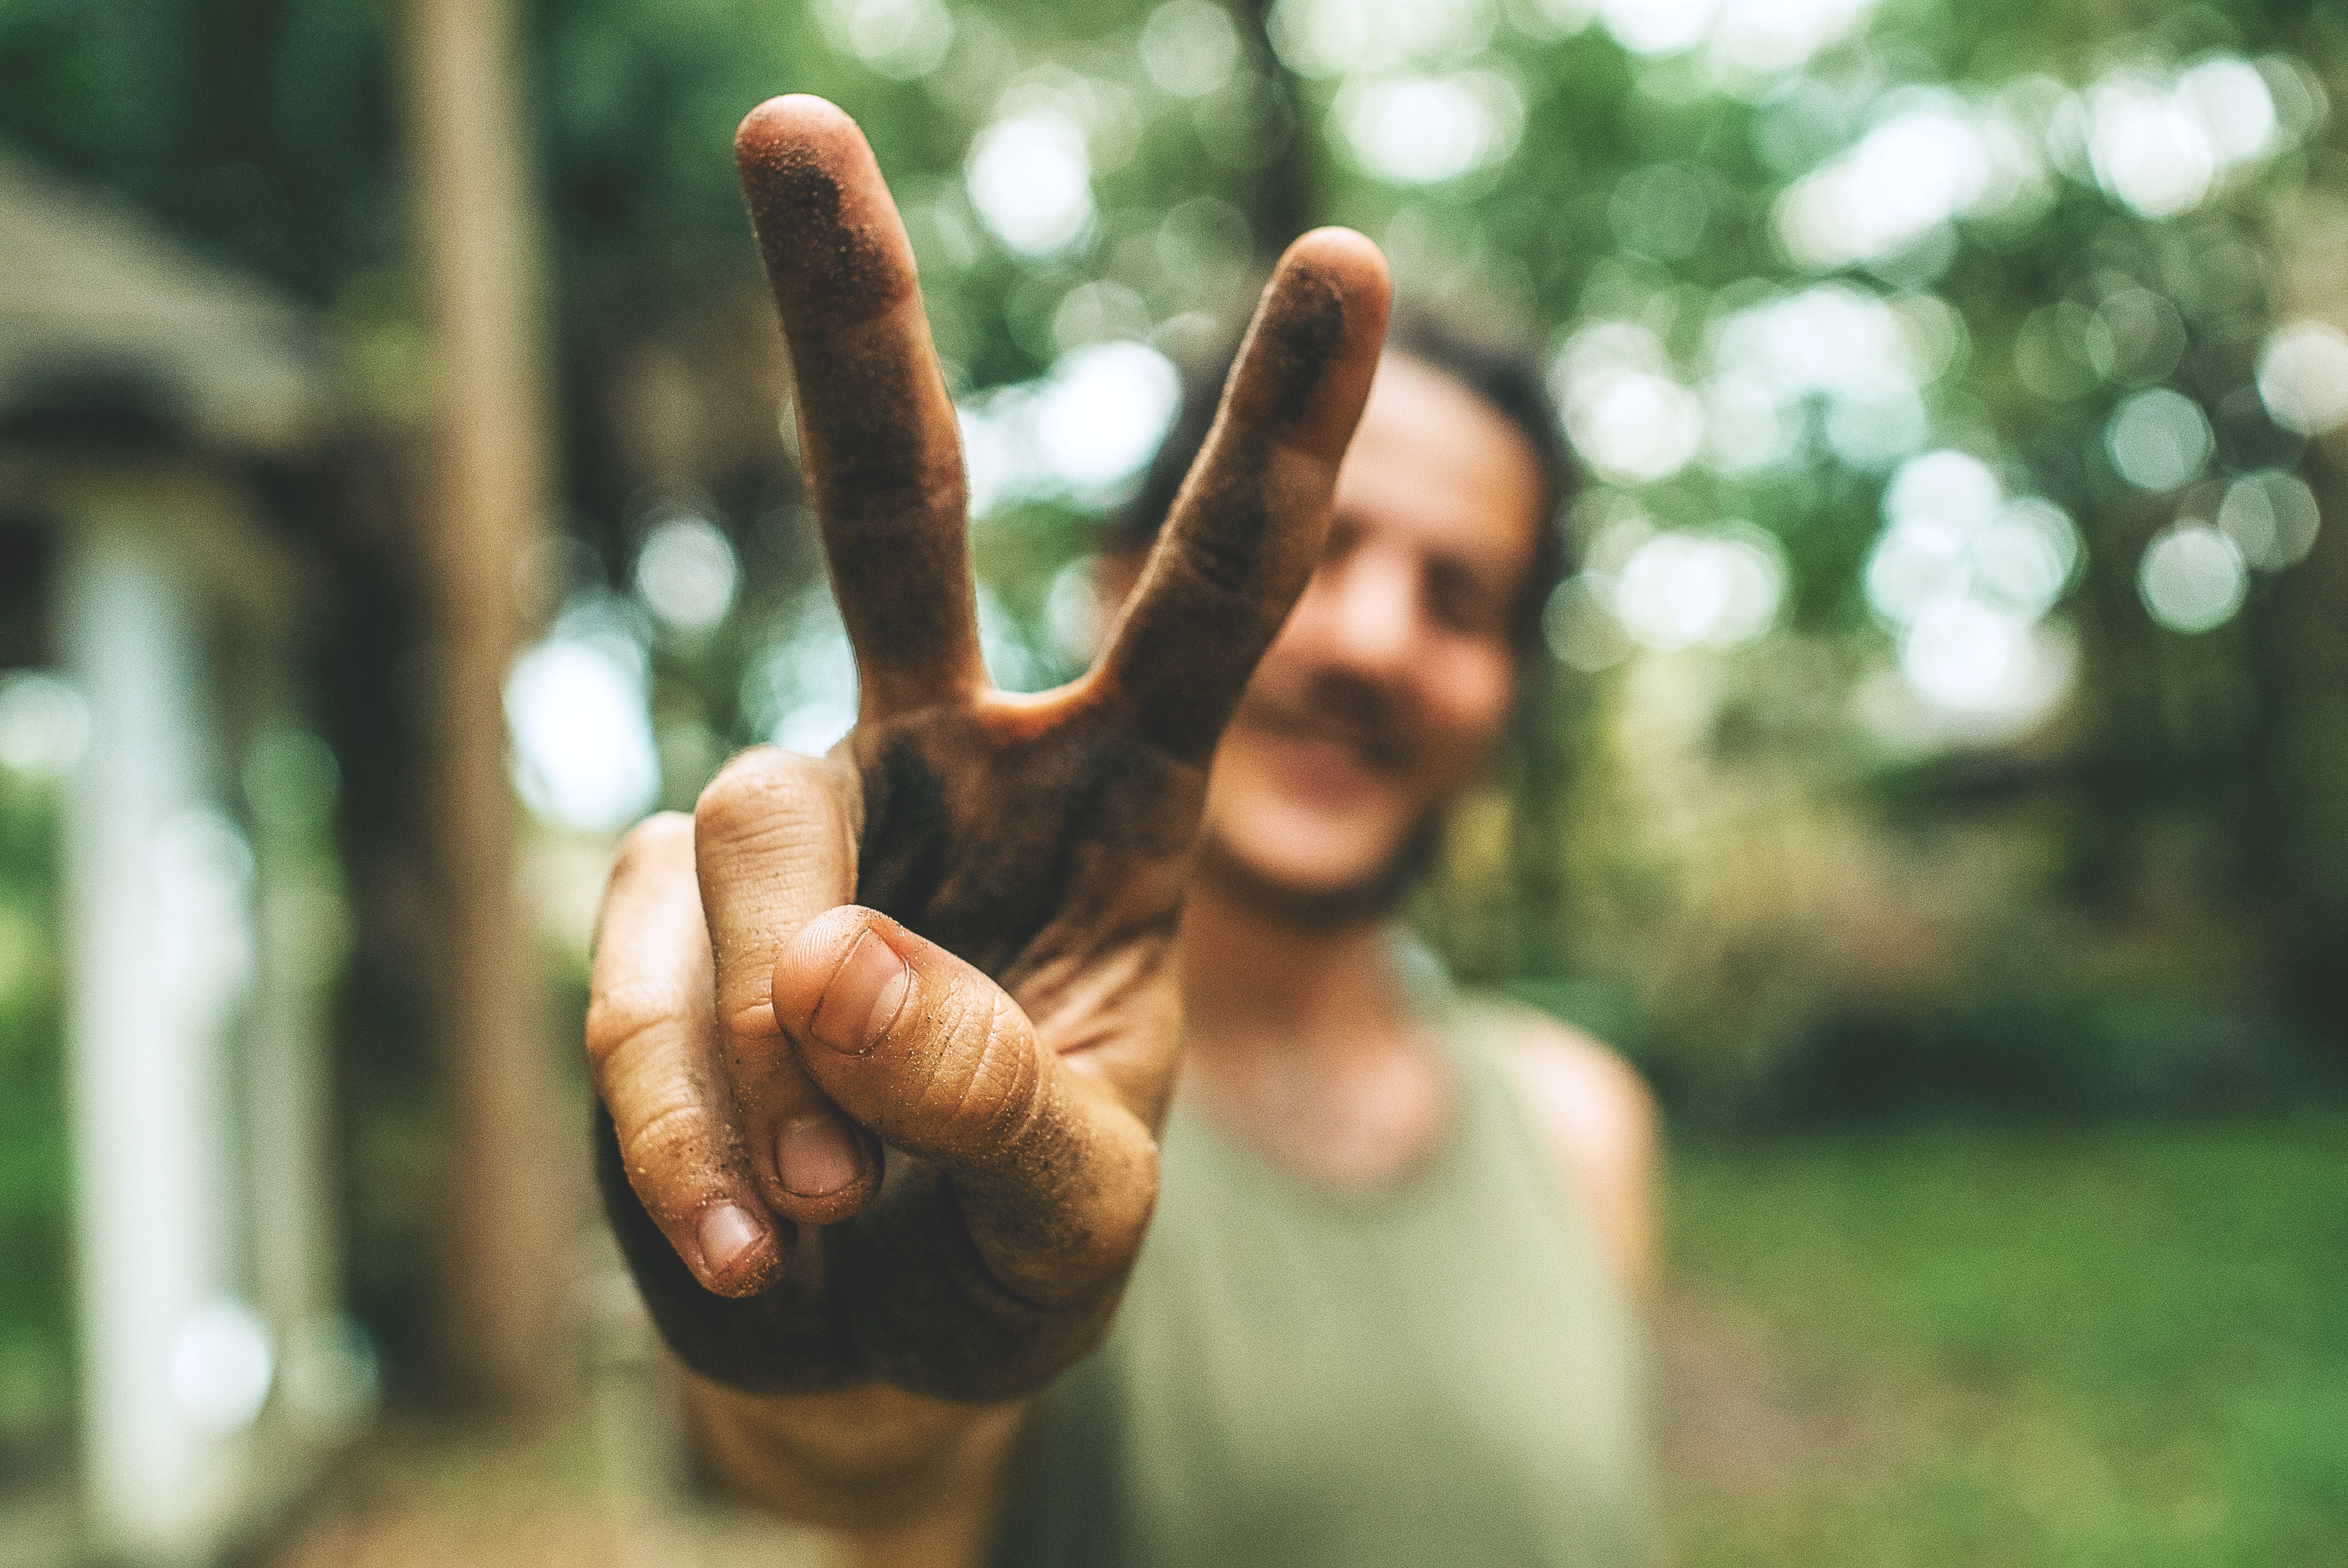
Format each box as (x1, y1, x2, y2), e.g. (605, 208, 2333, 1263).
(720, 998, 782, 1047)
(621, 1100, 706, 1167)
(616, 1100, 725, 1210)
(598, 816, 695, 935)
(695, 748, 826, 844)
(613, 810, 692, 876)
(585, 979, 691, 1068)
(1171, 519, 1262, 604)
(971, 994, 1044, 1135)
(918, 989, 1041, 1148)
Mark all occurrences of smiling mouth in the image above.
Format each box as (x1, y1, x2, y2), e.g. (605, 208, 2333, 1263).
(1242, 704, 1409, 778)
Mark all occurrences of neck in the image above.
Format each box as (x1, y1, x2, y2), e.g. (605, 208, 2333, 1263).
(1173, 875, 1451, 1187)
(1176, 879, 1412, 1068)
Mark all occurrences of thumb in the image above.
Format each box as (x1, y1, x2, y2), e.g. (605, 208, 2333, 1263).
(772, 907, 1158, 1310)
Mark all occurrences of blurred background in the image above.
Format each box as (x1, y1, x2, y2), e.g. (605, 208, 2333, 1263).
(2, 0, 2346, 1562)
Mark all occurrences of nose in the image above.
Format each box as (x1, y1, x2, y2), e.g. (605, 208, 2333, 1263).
(1298, 549, 1416, 682)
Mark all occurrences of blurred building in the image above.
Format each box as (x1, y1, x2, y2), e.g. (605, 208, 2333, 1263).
(0, 151, 374, 1566)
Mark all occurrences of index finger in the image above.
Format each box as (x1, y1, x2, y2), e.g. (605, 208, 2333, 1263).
(1090, 229, 1391, 761)
(736, 96, 985, 717)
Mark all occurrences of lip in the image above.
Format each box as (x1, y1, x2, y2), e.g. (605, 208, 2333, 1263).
(1243, 694, 1404, 763)
(1246, 718, 1394, 801)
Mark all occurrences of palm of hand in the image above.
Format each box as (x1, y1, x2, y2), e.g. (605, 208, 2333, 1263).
(852, 706, 1196, 993)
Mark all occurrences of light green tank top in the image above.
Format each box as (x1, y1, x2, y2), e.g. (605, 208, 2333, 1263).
(988, 990, 1651, 1567)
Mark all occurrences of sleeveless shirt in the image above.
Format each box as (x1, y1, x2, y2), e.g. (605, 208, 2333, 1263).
(987, 990, 1651, 1567)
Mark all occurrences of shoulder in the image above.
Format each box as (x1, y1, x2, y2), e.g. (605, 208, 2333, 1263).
(1468, 999, 1661, 1295)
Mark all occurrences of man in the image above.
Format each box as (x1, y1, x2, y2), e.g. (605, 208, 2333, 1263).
(588, 95, 1657, 1566)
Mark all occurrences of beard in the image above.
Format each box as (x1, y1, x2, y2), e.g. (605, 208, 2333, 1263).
(1194, 665, 1458, 931)
(1192, 809, 1446, 933)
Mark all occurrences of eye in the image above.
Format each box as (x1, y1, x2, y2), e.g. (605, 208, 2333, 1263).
(1320, 515, 1362, 563)
(1425, 559, 1506, 636)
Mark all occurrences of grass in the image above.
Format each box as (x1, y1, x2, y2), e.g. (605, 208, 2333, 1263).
(1661, 1114, 2348, 1567)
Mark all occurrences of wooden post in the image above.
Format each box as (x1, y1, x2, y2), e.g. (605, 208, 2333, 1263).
(396, 0, 562, 1408)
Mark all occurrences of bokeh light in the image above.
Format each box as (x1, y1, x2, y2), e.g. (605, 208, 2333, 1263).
(813, 0, 954, 80)
(633, 513, 740, 636)
(1139, 1, 1242, 99)
(2217, 469, 2322, 571)
(2078, 56, 2302, 218)
(1336, 71, 1524, 186)
(505, 603, 661, 832)
(745, 586, 859, 756)
(1597, 0, 1711, 57)
(1862, 450, 2081, 722)
(1611, 527, 1784, 652)
(962, 339, 1180, 515)
(1776, 93, 1992, 272)
(1553, 322, 1701, 485)
(1901, 598, 2032, 714)
(2104, 389, 2214, 493)
(966, 111, 1095, 256)
(168, 1299, 275, 1436)
(2256, 320, 2348, 436)
(1267, 0, 1500, 78)
(2138, 524, 2248, 633)
(0, 671, 92, 779)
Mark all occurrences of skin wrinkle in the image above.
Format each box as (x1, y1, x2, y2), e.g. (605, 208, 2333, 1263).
(641, 691, 1184, 1391)
(1164, 449, 1275, 603)
(610, 493, 1306, 1388)
(604, 571, 1236, 1390)
(605, 744, 1161, 1390)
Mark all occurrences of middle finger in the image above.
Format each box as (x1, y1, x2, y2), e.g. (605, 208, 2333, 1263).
(694, 746, 883, 1226)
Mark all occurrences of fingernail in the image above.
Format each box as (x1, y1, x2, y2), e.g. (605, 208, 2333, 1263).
(777, 1115, 862, 1197)
(698, 1204, 764, 1277)
(809, 930, 909, 1055)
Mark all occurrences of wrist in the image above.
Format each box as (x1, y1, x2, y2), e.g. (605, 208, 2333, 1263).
(688, 1373, 1024, 1534)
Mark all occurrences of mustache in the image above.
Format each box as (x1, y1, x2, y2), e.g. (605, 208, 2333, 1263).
(1238, 672, 1417, 773)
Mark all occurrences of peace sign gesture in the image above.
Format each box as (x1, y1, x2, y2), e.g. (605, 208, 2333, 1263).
(589, 96, 1389, 1402)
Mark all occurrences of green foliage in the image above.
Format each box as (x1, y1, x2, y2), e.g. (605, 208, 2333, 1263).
(5, 0, 2347, 1169)
(0, 771, 71, 1473)
(0, 0, 400, 300)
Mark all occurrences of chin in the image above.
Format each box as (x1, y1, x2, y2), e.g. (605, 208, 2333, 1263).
(1194, 817, 1431, 932)
(1220, 809, 1403, 894)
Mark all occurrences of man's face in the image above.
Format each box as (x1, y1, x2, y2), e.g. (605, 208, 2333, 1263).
(1194, 354, 1543, 917)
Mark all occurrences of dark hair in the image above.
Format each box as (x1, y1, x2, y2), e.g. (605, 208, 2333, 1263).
(1111, 302, 1574, 661)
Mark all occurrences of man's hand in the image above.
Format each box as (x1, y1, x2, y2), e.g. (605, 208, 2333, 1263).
(588, 95, 1390, 1405)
